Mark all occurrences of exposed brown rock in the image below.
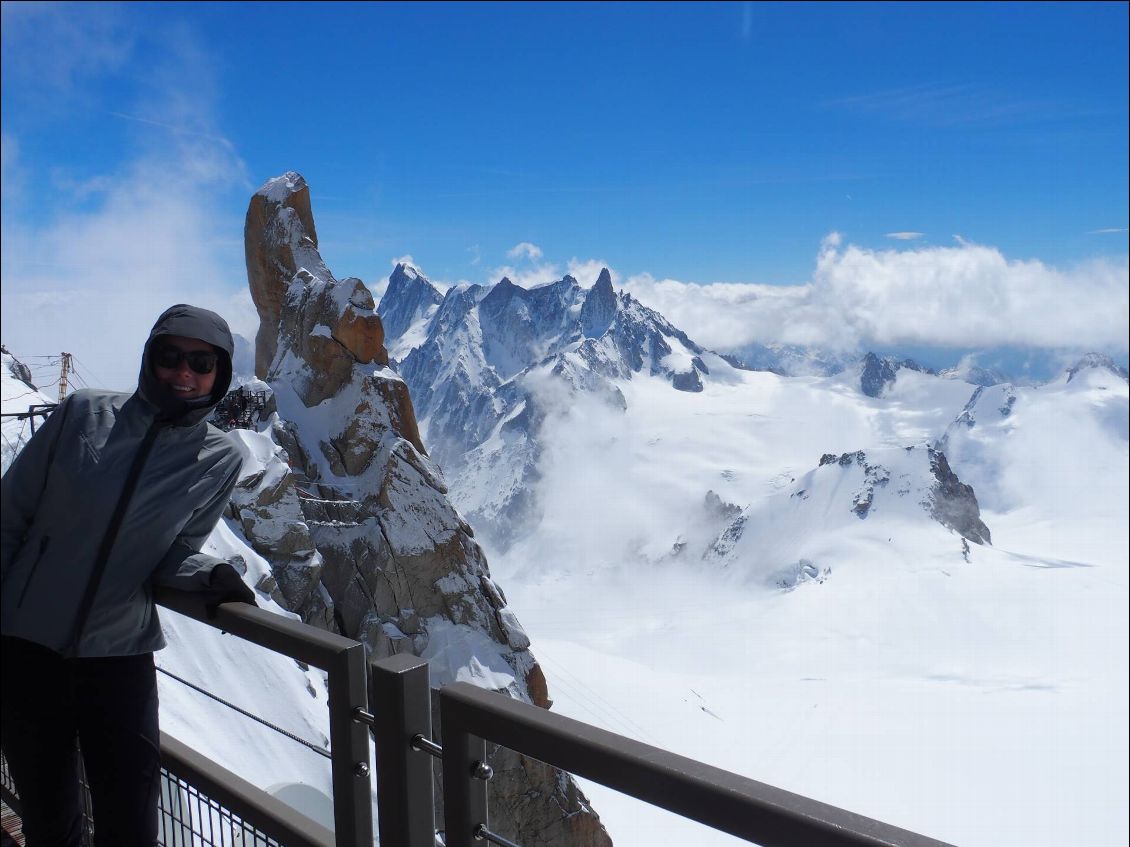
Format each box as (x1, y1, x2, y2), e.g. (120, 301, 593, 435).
(239, 172, 610, 847)
(245, 173, 391, 408)
(245, 173, 323, 378)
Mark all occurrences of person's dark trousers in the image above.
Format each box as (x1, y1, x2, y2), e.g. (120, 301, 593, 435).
(1, 636, 161, 847)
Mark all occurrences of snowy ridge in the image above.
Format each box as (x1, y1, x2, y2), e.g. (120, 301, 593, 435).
(702, 445, 990, 585)
(385, 265, 737, 544)
(375, 270, 1130, 847)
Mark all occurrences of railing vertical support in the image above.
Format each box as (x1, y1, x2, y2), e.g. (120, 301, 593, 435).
(327, 642, 373, 847)
(370, 654, 436, 847)
(440, 698, 489, 847)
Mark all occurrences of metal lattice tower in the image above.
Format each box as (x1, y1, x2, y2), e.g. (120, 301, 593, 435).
(58, 352, 73, 401)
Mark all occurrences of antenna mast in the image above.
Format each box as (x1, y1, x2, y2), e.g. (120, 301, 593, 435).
(58, 352, 73, 401)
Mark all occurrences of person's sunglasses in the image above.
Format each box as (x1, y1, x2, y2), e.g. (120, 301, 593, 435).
(151, 345, 219, 375)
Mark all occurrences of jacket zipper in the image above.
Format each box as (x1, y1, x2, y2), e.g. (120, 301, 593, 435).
(68, 419, 165, 656)
(15, 536, 50, 608)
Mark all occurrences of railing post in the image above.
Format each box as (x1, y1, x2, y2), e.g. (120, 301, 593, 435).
(440, 693, 489, 847)
(369, 654, 436, 847)
(327, 642, 373, 847)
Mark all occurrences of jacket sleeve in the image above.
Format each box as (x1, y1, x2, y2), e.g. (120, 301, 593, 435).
(1, 396, 72, 581)
(150, 451, 244, 590)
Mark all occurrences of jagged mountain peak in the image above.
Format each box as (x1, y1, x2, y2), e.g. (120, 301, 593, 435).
(391, 260, 420, 278)
(940, 361, 1008, 387)
(704, 445, 991, 585)
(859, 352, 935, 398)
(580, 269, 618, 339)
(380, 263, 443, 348)
(386, 261, 729, 542)
(1066, 352, 1130, 383)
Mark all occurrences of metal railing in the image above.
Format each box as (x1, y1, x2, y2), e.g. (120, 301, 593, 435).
(369, 655, 955, 847)
(154, 587, 372, 846)
(3, 590, 954, 847)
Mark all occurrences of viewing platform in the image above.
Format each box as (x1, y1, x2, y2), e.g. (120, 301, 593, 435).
(1, 589, 953, 847)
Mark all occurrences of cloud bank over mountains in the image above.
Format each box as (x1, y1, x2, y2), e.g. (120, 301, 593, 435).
(471, 234, 1129, 359)
(621, 235, 1129, 356)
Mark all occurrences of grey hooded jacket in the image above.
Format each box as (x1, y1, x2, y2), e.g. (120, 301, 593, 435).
(1, 305, 244, 657)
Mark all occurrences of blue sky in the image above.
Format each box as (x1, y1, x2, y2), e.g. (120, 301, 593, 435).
(2, 2, 1127, 387)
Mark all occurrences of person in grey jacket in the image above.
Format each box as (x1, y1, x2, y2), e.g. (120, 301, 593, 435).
(1, 304, 255, 846)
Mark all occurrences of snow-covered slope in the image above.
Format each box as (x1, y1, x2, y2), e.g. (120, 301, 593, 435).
(376, 260, 1130, 847)
(2, 347, 55, 472)
(487, 363, 1127, 847)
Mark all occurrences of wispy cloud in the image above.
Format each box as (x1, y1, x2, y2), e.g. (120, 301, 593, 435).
(740, 2, 754, 40)
(1089, 228, 1128, 235)
(491, 260, 562, 290)
(886, 232, 923, 241)
(0, 15, 251, 391)
(507, 242, 543, 261)
(825, 82, 1087, 128)
(0, 3, 134, 106)
(107, 111, 237, 147)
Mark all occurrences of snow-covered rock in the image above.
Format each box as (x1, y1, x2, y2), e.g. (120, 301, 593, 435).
(242, 173, 609, 847)
(383, 262, 733, 545)
(859, 351, 935, 398)
(378, 261, 443, 359)
(704, 445, 990, 582)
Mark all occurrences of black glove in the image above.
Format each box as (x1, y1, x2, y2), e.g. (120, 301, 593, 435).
(205, 562, 257, 618)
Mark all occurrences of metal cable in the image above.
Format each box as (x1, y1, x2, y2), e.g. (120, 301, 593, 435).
(155, 665, 331, 759)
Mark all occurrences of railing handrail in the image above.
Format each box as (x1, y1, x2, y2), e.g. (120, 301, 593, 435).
(154, 587, 358, 670)
(154, 588, 373, 847)
(438, 680, 955, 847)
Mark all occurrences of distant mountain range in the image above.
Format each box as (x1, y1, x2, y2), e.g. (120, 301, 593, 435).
(376, 261, 1127, 549)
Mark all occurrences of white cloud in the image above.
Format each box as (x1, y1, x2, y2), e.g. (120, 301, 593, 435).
(507, 241, 543, 261)
(490, 261, 563, 289)
(1089, 228, 1128, 235)
(390, 254, 419, 270)
(485, 255, 616, 291)
(565, 258, 618, 288)
(618, 237, 1129, 355)
(475, 233, 1126, 357)
(885, 231, 923, 241)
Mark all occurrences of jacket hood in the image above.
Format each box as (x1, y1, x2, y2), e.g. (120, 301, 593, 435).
(138, 304, 234, 426)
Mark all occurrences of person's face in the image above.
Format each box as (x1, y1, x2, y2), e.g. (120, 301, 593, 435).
(151, 335, 218, 400)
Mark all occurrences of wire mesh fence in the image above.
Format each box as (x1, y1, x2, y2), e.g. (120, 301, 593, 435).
(1, 749, 284, 847)
(159, 769, 283, 847)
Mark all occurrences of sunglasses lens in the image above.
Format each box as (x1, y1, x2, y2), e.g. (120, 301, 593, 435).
(152, 346, 218, 375)
(152, 346, 182, 369)
(186, 352, 217, 374)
